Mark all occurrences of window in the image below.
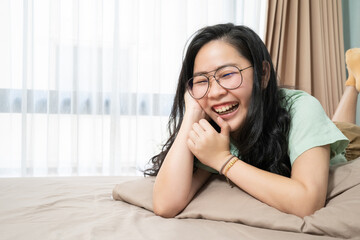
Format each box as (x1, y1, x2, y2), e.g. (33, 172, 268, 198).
(0, 0, 267, 177)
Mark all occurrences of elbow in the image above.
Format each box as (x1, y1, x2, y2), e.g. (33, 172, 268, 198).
(297, 201, 325, 218)
(153, 198, 185, 218)
(153, 204, 177, 218)
(291, 195, 326, 218)
(294, 206, 320, 218)
(152, 182, 188, 218)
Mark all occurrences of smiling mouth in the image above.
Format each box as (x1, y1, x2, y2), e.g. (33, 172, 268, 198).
(213, 103, 239, 115)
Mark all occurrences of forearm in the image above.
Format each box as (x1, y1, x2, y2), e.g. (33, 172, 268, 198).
(153, 120, 194, 202)
(153, 111, 207, 216)
(226, 157, 328, 217)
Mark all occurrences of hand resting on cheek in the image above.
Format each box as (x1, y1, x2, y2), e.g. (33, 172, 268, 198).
(184, 91, 207, 119)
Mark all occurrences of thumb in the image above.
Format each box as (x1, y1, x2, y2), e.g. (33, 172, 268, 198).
(217, 117, 230, 136)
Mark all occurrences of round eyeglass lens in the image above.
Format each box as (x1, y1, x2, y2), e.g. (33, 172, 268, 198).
(188, 75, 209, 99)
(215, 66, 242, 89)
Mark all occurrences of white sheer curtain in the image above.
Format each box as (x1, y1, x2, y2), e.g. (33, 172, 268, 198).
(0, 0, 267, 177)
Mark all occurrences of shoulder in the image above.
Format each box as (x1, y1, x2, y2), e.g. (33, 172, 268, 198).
(280, 88, 321, 108)
(280, 89, 326, 120)
(280, 89, 348, 165)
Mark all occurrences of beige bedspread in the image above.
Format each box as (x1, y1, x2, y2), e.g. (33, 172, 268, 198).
(113, 159, 360, 240)
(0, 159, 359, 239)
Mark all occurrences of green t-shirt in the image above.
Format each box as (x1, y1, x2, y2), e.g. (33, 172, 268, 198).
(195, 89, 349, 173)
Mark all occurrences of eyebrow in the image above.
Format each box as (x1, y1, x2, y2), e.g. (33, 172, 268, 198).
(193, 63, 237, 77)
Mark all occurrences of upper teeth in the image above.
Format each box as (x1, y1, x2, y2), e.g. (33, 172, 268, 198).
(214, 103, 238, 113)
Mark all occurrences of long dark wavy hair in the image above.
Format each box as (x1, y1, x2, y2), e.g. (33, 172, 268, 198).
(144, 23, 292, 177)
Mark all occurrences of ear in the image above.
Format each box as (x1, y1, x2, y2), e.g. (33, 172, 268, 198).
(261, 61, 271, 89)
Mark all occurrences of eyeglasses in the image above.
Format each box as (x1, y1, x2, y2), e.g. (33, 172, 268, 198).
(187, 65, 253, 99)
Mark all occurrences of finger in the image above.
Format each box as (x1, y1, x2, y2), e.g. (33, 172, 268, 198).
(217, 116, 230, 137)
(188, 129, 199, 142)
(192, 122, 205, 135)
(187, 138, 195, 152)
(198, 119, 215, 132)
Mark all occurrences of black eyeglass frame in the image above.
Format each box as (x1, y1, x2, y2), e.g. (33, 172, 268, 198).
(186, 65, 253, 99)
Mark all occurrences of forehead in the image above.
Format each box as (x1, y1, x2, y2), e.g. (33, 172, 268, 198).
(193, 40, 249, 73)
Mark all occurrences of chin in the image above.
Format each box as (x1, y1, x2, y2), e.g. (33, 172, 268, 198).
(229, 123, 240, 132)
(227, 117, 244, 130)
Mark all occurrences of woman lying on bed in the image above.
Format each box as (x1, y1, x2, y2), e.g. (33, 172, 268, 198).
(145, 23, 360, 218)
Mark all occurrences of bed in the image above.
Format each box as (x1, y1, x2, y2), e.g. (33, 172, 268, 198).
(1, 158, 360, 240)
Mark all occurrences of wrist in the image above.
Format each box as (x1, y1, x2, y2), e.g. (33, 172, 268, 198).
(218, 154, 234, 174)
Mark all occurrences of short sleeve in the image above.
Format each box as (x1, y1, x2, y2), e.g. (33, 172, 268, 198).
(286, 90, 349, 165)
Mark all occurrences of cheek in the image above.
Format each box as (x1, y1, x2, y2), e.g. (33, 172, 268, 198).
(197, 99, 214, 116)
(197, 99, 207, 109)
(240, 85, 253, 106)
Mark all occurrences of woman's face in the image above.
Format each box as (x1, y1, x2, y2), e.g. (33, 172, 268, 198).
(193, 40, 253, 133)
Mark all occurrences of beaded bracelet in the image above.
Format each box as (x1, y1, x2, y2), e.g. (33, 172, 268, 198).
(223, 157, 238, 184)
(219, 155, 235, 175)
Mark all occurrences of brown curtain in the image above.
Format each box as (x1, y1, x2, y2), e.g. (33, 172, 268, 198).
(265, 0, 346, 117)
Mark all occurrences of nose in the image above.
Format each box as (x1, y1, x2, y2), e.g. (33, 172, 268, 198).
(207, 76, 227, 98)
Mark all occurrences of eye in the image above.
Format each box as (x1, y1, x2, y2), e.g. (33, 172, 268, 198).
(192, 76, 208, 85)
(222, 72, 235, 78)
(194, 80, 208, 85)
(219, 71, 237, 79)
